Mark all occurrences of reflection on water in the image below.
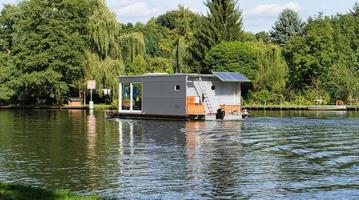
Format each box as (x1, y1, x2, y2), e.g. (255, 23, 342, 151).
(0, 110, 358, 199)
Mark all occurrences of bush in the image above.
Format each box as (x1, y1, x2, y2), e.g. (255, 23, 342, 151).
(249, 89, 272, 103)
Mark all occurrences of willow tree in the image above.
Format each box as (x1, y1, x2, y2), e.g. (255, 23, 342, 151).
(173, 37, 187, 73)
(171, 6, 196, 73)
(83, 0, 124, 100)
(84, 0, 147, 101)
(83, 50, 124, 89)
(119, 32, 145, 64)
(87, 0, 121, 59)
(119, 32, 146, 74)
(253, 42, 288, 102)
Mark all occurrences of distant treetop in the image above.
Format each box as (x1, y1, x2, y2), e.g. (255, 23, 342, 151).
(269, 9, 305, 46)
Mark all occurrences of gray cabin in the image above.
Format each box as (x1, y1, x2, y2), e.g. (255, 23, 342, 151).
(117, 72, 250, 120)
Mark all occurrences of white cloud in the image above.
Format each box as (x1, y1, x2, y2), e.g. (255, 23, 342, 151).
(245, 2, 300, 18)
(243, 2, 301, 32)
(109, 0, 160, 18)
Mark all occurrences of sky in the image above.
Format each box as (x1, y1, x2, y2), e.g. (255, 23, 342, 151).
(0, 0, 358, 33)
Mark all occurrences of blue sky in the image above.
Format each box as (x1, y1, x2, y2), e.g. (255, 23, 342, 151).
(0, 0, 357, 32)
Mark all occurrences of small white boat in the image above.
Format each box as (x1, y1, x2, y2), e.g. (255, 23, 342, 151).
(242, 109, 249, 118)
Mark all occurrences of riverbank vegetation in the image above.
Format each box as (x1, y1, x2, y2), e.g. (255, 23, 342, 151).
(0, 182, 99, 200)
(1, 0, 359, 106)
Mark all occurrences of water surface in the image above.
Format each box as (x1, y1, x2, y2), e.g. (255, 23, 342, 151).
(0, 110, 358, 199)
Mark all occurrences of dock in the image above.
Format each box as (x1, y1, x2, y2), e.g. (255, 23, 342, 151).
(243, 105, 359, 111)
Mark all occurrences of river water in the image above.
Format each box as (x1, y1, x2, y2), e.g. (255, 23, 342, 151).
(0, 110, 358, 199)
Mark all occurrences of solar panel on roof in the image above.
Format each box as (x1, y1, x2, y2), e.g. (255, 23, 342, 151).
(212, 72, 250, 82)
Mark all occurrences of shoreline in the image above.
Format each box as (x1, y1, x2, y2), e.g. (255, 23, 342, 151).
(1, 105, 359, 111)
(243, 105, 359, 111)
(0, 104, 115, 110)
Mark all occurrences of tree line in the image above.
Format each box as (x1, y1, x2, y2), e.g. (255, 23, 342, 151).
(0, 0, 359, 105)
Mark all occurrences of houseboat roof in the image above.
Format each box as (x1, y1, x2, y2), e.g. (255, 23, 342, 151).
(118, 72, 250, 82)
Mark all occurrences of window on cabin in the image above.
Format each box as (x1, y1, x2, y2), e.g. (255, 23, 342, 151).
(121, 82, 142, 111)
(175, 85, 181, 91)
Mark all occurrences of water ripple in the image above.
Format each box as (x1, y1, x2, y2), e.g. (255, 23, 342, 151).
(0, 110, 358, 199)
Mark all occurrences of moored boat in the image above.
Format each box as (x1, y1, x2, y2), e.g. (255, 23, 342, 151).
(307, 105, 347, 111)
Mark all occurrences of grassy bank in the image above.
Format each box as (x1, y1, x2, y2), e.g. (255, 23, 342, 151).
(93, 104, 115, 110)
(0, 182, 100, 200)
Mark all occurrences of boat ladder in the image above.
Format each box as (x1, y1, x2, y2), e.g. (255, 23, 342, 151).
(197, 78, 215, 114)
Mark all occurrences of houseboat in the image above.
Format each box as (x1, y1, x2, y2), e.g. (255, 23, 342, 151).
(115, 72, 250, 121)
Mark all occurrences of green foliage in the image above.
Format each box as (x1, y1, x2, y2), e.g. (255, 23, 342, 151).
(270, 9, 304, 45)
(88, 0, 121, 59)
(83, 50, 125, 97)
(147, 57, 173, 73)
(328, 64, 359, 101)
(128, 19, 171, 58)
(303, 79, 331, 104)
(156, 5, 200, 32)
(0, 4, 17, 53)
(0, 182, 100, 200)
(119, 32, 146, 66)
(170, 6, 198, 73)
(249, 89, 272, 103)
(206, 41, 288, 103)
(0, 53, 16, 103)
(1, 0, 90, 104)
(253, 42, 288, 102)
(284, 16, 335, 89)
(205, 0, 243, 41)
(126, 54, 148, 75)
(205, 41, 258, 79)
(2, 0, 359, 105)
(240, 32, 257, 42)
(189, 0, 243, 73)
(173, 37, 188, 73)
(255, 32, 269, 43)
(283, 5, 359, 103)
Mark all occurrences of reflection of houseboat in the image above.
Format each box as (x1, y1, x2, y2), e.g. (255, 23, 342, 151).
(115, 72, 250, 121)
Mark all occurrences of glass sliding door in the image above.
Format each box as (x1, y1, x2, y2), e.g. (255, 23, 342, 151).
(121, 83, 131, 111)
(132, 83, 142, 111)
(121, 82, 142, 112)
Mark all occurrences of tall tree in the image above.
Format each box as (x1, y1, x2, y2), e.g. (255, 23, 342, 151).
(252, 42, 288, 102)
(9, 0, 90, 104)
(283, 15, 335, 89)
(269, 9, 304, 46)
(156, 5, 200, 31)
(171, 6, 197, 73)
(87, 0, 121, 59)
(119, 32, 146, 67)
(189, 0, 243, 73)
(84, 0, 125, 100)
(0, 5, 18, 104)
